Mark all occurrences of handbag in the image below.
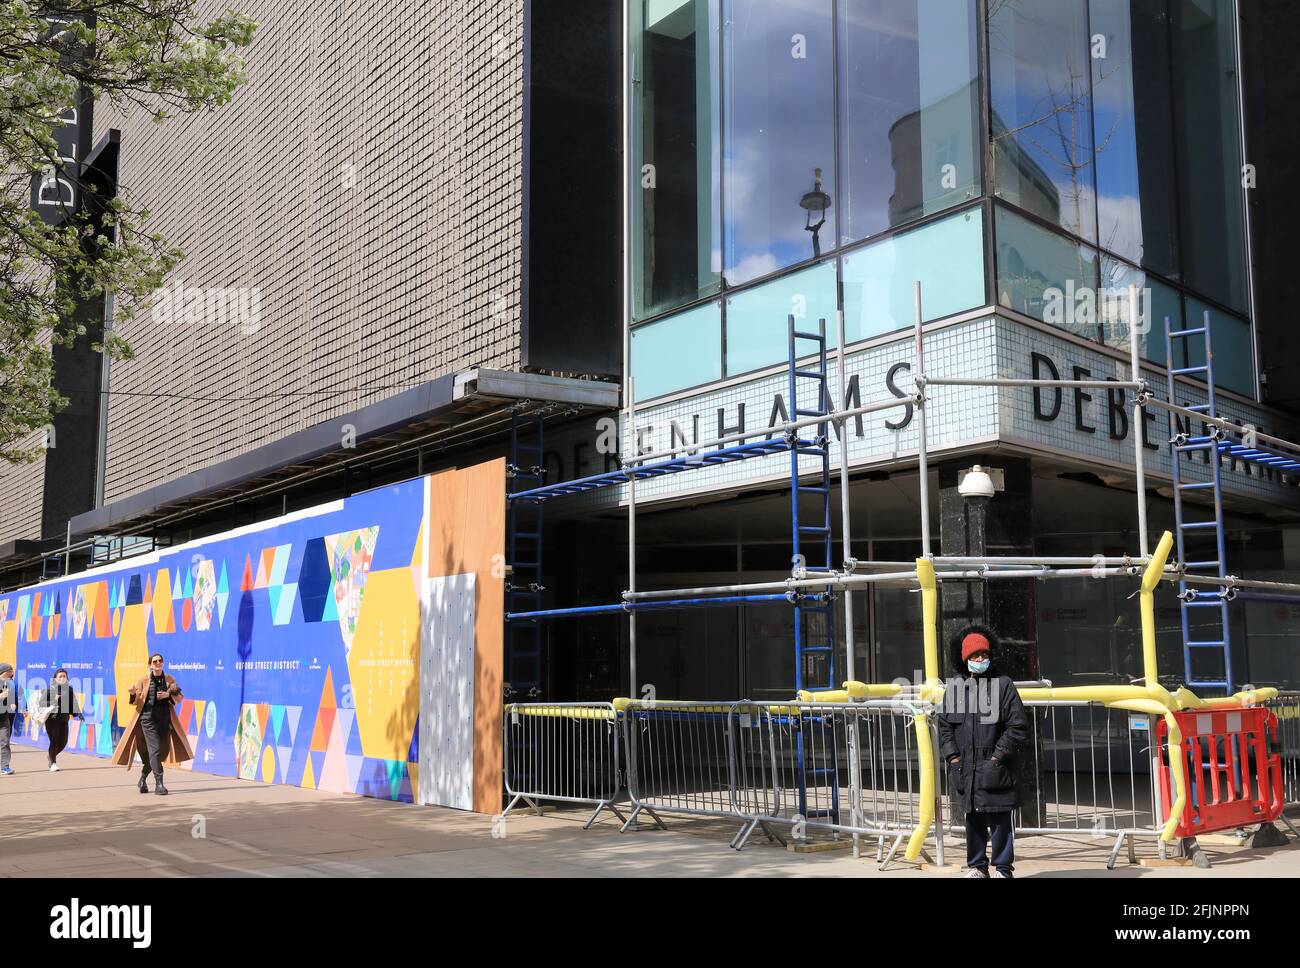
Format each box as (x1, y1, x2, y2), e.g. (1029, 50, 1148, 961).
(30, 694, 56, 726)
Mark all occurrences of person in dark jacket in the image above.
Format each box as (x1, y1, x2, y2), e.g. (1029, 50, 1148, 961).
(937, 624, 1029, 878)
(0, 662, 15, 776)
(41, 669, 83, 772)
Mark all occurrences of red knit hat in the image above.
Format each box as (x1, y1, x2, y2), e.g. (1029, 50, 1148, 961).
(961, 632, 991, 662)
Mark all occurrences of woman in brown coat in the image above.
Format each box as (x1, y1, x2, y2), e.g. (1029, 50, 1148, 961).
(111, 653, 193, 795)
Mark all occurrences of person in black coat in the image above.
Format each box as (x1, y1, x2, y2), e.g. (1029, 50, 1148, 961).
(937, 623, 1029, 879)
(0, 662, 15, 776)
(41, 669, 83, 772)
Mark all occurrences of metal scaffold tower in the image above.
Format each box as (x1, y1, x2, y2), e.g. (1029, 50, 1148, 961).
(1166, 314, 1233, 693)
(787, 318, 840, 825)
(789, 317, 837, 694)
(1164, 312, 1300, 694)
(505, 281, 1300, 715)
(505, 407, 546, 700)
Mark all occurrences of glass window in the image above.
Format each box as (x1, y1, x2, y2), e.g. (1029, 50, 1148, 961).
(1089, 0, 1180, 278)
(989, 0, 1097, 242)
(723, 0, 835, 286)
(744, 603, 796, 699)
(842, 206, 984, 342)
(631, 301, 722, 400)
(631, 0, 722, 319)
(873, 586, 926, 685)
(995, 205, 1099, 338)
(1172, 0, 1248, 313)
(837, 0, 980, 243)
(1099, 257, 1181, 367)
(1244, 595, 1300, 689)
(1184, 298, 1254, 397)
(725, 262, 837, 377)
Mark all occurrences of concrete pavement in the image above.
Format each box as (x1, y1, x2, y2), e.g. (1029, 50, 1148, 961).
(2, 745, 1297, 877)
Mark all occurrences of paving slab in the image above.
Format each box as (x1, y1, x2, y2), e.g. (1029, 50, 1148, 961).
(4, 746, 1298, 877)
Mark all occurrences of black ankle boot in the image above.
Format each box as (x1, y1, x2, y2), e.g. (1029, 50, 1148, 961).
(154, 783, 168, 796)
(138, 777, 149, 793)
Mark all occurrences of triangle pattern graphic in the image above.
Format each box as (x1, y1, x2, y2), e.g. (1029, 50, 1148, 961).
(321, 581, 339, 622)
(273, 583, 297, 626)
(336, 709, 359, 756)
(303, 753, 320, 790)
(320, 712, 349, 793)
(345, 754, 365, 793)
(286, 706, 302, 747)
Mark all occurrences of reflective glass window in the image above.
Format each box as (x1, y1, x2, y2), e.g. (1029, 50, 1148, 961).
(1172, 0, 1248, 312)
(1089, 0, 1180, 278)
(725, 262, 837, 377)
(1100, 257, 1181, 367)
(989, 0, 1097, 242)
(1185, 298, 1253, 396)
(995, 206, 1099, 338)
(842, 206, 984, 342)
(723, 0, 835, 286)
(837, 0, 980, 243)
(631, 301, 722, 400)
(631, 0, 722, 319)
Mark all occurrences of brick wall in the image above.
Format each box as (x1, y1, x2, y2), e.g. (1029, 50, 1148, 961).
(0, 433, 47, 542)
(93, 0, 524, 504)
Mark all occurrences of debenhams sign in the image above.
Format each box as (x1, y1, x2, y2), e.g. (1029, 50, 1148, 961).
(607, 317, 1296, 507)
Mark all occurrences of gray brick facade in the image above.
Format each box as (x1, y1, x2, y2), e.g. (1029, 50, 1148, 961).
(86, 0, 525, 506)
(0, 432, 46, 542)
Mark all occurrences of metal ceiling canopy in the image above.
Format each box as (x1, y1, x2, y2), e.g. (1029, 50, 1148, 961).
(68, 368, 620, 539)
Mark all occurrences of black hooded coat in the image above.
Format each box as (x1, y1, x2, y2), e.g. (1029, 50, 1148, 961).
(936, 625, 1029, 813)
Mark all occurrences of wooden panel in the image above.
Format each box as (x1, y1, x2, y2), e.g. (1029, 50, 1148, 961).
(426, 459, 505, 814)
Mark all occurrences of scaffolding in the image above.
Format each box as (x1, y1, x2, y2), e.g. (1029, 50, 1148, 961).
(504, 283, 1300, 703)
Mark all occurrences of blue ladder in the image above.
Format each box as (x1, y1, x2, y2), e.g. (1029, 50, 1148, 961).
(787, 315, 840, 826)
(1164, 313, 1232, 694)
(506, 408, 546, 700)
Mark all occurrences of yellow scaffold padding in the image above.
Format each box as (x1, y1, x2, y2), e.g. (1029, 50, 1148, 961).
(508, 704, 618, 720)
(621, 699, 741, 714)
(1017, 685, 1162, 704)
(797, 681, 903, 703)
(904, 710, 935, 862)
(915, 557, 941, 690)
(1173, 686, 1280, 710)
(1106, 698, 1187, 843)
(1141, 531, 1175, 687)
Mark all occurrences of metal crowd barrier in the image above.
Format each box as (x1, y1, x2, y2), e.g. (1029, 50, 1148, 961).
(621, 698, 942, 861)
(728, 699, 940, 862)
(502, 702, 626, 828)
(1264, 692, 1300, 810)
(996, 700, 1166, 868)
(503, 693, 1294, 870)
(620, 701, 771, 844)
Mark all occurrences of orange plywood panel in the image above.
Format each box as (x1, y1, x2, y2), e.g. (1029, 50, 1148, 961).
(426, 459, 504, 814)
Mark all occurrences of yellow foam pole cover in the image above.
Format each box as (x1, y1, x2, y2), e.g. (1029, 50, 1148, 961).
(1106, 697, 1185, 842)
(1141, 531, 1175, 688)
(916, 558, 939, 686)
(904, 711, 935, 861)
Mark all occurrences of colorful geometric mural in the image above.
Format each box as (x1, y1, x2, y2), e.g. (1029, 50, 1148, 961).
(0, 479, 427, 803)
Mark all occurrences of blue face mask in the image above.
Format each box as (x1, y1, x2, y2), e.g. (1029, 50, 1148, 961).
(967, 657, 990, 674)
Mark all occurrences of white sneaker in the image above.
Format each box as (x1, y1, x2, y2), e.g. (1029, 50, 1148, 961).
(964, 867, 989, 878)
(990, 868, 1012, 879)
(49, 763, 59, 772)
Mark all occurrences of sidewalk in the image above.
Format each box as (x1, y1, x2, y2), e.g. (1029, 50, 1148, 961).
(2, 746, 1297, 877)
